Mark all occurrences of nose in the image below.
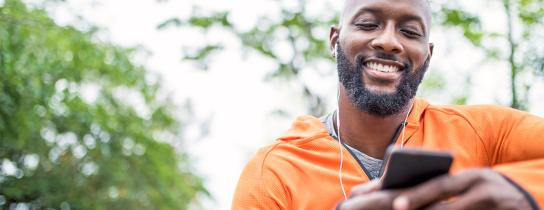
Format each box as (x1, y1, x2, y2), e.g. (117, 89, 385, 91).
(370, 23, 403, 54)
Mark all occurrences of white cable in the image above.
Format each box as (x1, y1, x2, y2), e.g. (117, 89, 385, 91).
(336, 83, 348, 200)
(336, 99, 414, 200)
(336, 108, 348, 200)
(400, 101, 415, 148)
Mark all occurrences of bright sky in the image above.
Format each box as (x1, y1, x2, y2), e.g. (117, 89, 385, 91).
(42, 0, 544, 209)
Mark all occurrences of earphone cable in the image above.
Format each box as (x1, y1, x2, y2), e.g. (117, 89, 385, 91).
(336, 99, 414, 199)
(336, 108, 348, 200)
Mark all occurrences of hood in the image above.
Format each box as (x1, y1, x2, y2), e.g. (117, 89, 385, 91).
(277, 98, 430, 142)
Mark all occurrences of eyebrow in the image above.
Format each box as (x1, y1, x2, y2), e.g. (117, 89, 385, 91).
(350, 7, 428, 35)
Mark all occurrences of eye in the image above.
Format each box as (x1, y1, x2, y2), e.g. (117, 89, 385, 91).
(401, 29, 422, 38)
(355, 23, 379, 31)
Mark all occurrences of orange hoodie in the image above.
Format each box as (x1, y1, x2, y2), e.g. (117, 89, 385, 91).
(232, 98, 544, 210)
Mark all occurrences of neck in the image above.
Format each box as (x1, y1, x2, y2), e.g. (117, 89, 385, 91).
(335, 86, 413, 159)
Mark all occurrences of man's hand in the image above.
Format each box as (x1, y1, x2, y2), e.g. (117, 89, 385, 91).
(338, 169, 533, 210)
(338, 180, 400, 209)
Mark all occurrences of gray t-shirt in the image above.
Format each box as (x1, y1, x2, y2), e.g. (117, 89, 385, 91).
(320, 112, 384, 180)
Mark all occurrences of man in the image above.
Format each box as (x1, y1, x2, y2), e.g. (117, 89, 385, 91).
(232, 0, 544, 209)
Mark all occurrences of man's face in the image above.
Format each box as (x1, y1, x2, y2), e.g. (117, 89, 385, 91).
(330, 0, 433, 116)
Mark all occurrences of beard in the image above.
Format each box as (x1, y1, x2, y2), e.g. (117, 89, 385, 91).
(336, 45, 430, 117)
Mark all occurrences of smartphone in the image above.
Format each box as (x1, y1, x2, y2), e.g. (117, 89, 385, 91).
(379, 146, 453, 190)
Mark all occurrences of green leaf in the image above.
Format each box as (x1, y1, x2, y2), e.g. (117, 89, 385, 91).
(0, 0, 206, 209)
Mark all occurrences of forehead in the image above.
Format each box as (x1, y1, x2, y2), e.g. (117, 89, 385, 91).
(342, 0, 431, 26)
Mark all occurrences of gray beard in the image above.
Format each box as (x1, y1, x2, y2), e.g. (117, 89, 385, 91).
(336, 45, 429, 117)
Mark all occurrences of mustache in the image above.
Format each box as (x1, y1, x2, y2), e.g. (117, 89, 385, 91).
(373, 52, 400, 62)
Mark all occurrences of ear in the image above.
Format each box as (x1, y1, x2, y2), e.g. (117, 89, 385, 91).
(329, 26, 340, 57)
(428, 43, 434, 58)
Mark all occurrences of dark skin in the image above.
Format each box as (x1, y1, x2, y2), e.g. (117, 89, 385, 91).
(329, 0, 533, 209)
(329, 0, 433, 159)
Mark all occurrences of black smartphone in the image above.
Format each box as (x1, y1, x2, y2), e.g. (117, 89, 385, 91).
(379, 146, 453, 190)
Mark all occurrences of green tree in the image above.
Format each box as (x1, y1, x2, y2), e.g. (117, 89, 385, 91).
(434, 0, 544, 109)
(160, 0, 453, 116)
(159, 0, 341, 116)
(165, 0, 543, 113)
(0, 0, 206, 209)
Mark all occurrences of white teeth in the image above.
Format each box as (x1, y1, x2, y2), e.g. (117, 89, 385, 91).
(366, 62, 399, 73)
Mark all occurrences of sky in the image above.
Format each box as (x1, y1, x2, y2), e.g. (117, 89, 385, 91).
(39, 0, 544, 209)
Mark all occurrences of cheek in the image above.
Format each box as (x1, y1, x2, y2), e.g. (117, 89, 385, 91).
(407, 45, 430, 67)
(341, 35, 373, 62)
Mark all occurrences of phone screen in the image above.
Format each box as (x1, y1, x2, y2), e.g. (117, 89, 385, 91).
(380, 146, 453, 190)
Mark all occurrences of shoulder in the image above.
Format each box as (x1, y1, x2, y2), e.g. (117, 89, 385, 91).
(241, 115, 335, 174)
(245, 134, 334, 174)
(423, 103, 522, 123)
(421, 103, 542, 142)
(233, 143, 293, 209)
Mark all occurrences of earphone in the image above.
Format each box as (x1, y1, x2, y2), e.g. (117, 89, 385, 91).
(335, 91, 414, 200)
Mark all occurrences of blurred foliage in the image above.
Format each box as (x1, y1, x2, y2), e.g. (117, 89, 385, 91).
(434, 0, 544, 109)
(0, 0, 206, 209)
(158, 0, 463, 115)
(165, 0, 544, 115)
(164, 0, 543, 112)
(160, 1, 340, 116)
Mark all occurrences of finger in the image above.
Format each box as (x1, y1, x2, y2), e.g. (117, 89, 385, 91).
(341, 191, 396, 210)
(393, 196, 410, 210)
(349, 180, 381, 198)
(423, 189, 484, 210)
(393, 170, 482, 210)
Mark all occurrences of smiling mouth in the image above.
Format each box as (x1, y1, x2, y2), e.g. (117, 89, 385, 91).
(360, 59, 407, 84)
(365, 62, 400, 73)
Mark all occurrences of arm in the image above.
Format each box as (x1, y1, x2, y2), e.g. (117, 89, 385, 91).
(483, 107, 544, 209)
